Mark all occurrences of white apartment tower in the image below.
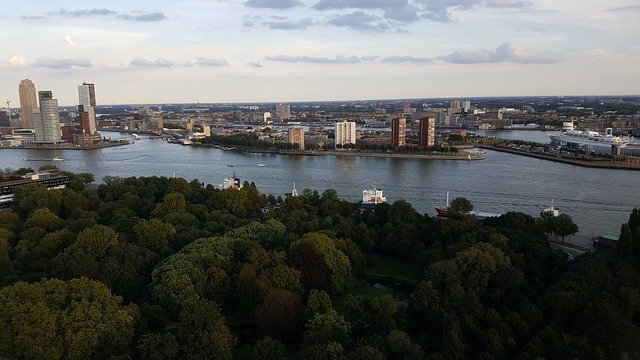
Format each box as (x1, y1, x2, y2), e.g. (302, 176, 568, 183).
(78, 83, 98, 135)
(335, 121, 356, 149)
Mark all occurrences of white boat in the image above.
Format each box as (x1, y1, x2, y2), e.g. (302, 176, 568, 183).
(361, 187, 387, 209)
(218, 175, 242, 190)
(132, 133, 140, 140)
(549, 124, 628, 154)
(542, 200, 560, 217)
(257, 163, 266, 167)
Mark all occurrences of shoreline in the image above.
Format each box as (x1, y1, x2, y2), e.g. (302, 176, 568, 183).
(478, 144, 640, 170)
(0, 141, 129, 151)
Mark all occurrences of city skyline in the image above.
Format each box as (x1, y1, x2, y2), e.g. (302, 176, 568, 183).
(2, 0, 639, 105)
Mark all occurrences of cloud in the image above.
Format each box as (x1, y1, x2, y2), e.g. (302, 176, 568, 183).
(247, 61, 264, 67)
(32, 57, 91, 69)
(196, 57, 230, 66)
(129, 57, 175, 67)
(417, 0, 533, 22)
(380, 55, 431, 63)
(607, 4, 640, 12)
(44, 8, 166, 22)
(7, 56, 29, 68)
(439, 42, 561, 64)
(64, 35, 76, 47)
(245, 0, 302, 9)
(327, 11, 390, 31)
(262, 17, 314, 29)
(21, 15, 47, 20)
(266, 55, 379, 64)
(118, 12, 166, 22)
(384, 5, 420, 22)
(313, 0, 409, 10)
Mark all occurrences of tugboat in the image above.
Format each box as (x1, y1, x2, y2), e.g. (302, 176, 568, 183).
(218, 174, 242, 190)
(360, 187, 387, 210)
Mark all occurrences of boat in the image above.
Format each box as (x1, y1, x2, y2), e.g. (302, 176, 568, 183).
(24, 157, 64, 161)
(435, 191, 502, 219)
(285, 182, 299, 197)
(227, 164, 233, 167)
(542, 200, 560, 217)
(549, 123, 629, 154)
(360, 187, 387, 209)
(257, 163, 266, 167)
(218, 174, 242, 190)
(132, 133, 140, 140)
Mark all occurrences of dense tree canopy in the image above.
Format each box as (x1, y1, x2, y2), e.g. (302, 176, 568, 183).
(0, 173, 638, 359)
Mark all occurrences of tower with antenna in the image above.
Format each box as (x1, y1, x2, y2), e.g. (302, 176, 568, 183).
(5, 100, 11, 127)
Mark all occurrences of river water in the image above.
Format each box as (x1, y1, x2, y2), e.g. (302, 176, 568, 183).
(1, 131, 638, 238)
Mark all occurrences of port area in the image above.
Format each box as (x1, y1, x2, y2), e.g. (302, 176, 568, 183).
(477, 141, 640, 170)
(0, 140, 130, 150)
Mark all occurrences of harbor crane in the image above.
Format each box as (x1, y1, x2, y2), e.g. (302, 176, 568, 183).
(5, 100, 10, 122)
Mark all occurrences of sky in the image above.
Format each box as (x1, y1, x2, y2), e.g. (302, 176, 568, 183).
(1, 0, 639, 105)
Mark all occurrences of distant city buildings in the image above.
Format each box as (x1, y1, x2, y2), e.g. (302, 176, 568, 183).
(34, 91, 61, 143)
(263, 112, 272, 123)
(419, 116, 436, 147)
(275, 104, 291, 121)
(18, 79, 37, 129)
(288, 127, 305, 150)
(335, 121, 356, 149)
(391, 116, 406, 148)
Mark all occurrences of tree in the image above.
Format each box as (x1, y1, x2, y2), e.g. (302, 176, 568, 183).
(251, 337, 288, 360)
(303, 310, 351, 346)
(136, 333, 179, 360)
(617, 223, 634, 258)
(0, 278, 138, 360)
(178, 299, 234, 360)
(554, 213, 579, 243)
(134, 219, 176, 254)
(306, 289, 333, 317)
(255, 289, 304, 342)
(449, 197, 473, 215)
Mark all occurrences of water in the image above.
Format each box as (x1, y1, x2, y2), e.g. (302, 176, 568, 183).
(1, 131, 638, 237)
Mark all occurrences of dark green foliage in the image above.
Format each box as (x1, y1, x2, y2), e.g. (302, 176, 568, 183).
(0, 174, 638, 360)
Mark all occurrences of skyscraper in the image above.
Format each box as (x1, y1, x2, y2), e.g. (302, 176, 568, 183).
(18, 79, 37, 129)
(34, 91, 61, 143)
(335, 121, 356, 149)
(78, 83, 98, 135)
(288, 127, 305, 150)
(275, 104, 291, 121)
(391, 116, 406, 148)
(419, 116, 436, 148)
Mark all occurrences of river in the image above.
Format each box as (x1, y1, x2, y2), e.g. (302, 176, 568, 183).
(1, 130, 638, 238)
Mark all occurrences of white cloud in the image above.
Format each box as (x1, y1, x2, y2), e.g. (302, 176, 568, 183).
(439, 42, 561, 64)
(266, 54, 379, 64)
(32, 57, 91, 69)
(247, 61, 264, 67)
(196, 57, 230, 66)
(7, 56, 29, 68)
(64, 35, 76, 47)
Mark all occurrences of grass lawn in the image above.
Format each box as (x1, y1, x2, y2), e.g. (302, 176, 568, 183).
(344, 286, 394, 299)
(365, 255, 422, 284)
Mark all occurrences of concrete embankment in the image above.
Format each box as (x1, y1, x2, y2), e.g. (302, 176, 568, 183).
(478, 144, 640, 171)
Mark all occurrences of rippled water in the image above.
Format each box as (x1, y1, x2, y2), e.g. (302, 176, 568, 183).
(1, 131, 638, 237)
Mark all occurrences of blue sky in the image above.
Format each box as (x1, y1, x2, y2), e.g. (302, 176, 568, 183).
(1, 0, 638, 105)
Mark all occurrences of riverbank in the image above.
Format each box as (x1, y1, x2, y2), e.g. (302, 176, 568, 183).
(0, 141, 130, 151)
(478, 144, 640, 170)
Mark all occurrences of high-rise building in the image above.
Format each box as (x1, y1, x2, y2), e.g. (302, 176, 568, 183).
(18, 79, 38, 129)
(275, 104, 291, 120)
(263, 112, 272, 123)
(77, 83, 101, 144)
(335, 121, 356, 149)
(288, 127, 305, 150)
(34, 91, 61, 143)
(391, 116, 406, 148)
(419, 116, 436, 148)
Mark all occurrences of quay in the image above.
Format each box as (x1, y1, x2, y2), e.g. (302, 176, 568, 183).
(478, 144, 640, 170)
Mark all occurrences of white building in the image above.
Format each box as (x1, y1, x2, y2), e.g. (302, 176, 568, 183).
(263, 112, 272, 123)
(335, 121, 356, 149)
